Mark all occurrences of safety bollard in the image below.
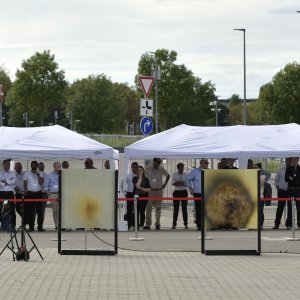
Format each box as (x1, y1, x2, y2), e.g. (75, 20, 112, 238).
(129, 195, 144, 241)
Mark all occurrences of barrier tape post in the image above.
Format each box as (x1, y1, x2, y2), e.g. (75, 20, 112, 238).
(130, 195, 144, 241)
(286, 197, 300, 241)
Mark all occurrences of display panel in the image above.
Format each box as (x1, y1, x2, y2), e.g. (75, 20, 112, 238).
(204, 169, 258, 230)
(61, 169, 115, 229)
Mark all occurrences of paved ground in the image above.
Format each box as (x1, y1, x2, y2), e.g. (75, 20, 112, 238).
(1, 207, 300, 299)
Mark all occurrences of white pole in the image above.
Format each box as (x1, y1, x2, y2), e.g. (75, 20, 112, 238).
(130, 195, 144, 241)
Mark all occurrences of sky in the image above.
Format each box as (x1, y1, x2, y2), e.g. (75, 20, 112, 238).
(1, 0, 300, 99)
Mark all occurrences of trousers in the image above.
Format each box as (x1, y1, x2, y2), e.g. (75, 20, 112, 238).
(145, 189, 162, 227)
(172, 190, 188, 226)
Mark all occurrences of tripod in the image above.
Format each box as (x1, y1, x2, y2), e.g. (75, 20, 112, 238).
(0, 197, 43, 261)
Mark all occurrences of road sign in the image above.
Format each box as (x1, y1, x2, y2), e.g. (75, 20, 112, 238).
(140, 99, 153, 117)
(139, 76, 155, 98)
(140, 116, 153, 135)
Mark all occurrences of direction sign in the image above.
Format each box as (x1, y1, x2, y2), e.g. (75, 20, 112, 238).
(139, 76, 155, 98)
(140, 98, 153, 117)
(140, 116, 153, 135)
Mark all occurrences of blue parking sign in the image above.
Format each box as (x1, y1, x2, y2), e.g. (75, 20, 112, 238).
(140, 117, 153, 135)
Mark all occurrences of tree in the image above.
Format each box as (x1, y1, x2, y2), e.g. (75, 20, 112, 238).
(226, 94, 243, 125)
(0, 66, 12, 125)
(66, 74, 139, 133)
(6, 50, 67, 126)
(137, 49, 216, 130)
(257, 62, 300, 124)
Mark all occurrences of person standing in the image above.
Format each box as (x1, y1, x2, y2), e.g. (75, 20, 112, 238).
(85, 158, 96, 169)
(35, 161, 47, 231)
(133, 166, 151, 230)
(45, 162, 61, 230)
(14, 162, 27, 221)
(124, 162, 138, 231)
(225, 158, 238, 169)
(186, 158, 209, 231)
(171, 163, 188, 230)
(285, 157, 300, 228)
(104, 160, 110, 169)
(0, 159, 16, 231)
(273, 158, 292, 229)
(62, 161, 69, 169)
(144, 158, 170, 230)
(24, 161, 44, 231)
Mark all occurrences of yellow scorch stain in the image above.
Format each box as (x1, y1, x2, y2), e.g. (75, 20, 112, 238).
(76, 195, 101, 228)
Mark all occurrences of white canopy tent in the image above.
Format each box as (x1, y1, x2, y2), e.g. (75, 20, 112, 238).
(0, 125, 118, 162)
(124, 123, 300, 170)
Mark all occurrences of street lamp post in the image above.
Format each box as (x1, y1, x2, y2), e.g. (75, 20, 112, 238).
(234, 28, 246, 125)
(150, 51, 160, 133)
(54, 110, 58, 125)
(23, 112, 29, 127)
(67, 112, 73, 130)
(74, 119, 80, 132)
(210, 97, 221, 126)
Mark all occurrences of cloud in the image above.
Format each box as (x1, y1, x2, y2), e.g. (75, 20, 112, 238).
(0, 0, 299, 98)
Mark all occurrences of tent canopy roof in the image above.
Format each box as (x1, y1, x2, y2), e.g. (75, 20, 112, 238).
(0, 125, 118, 160)
(125, 123, 300, 160)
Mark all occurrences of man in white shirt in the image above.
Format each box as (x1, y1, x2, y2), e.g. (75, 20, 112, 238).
(14, 162, 26, 220)
(24, 161, 44, 231)
(0, 159, 16, 231)
(124, 162, 138, 230)
(171, 163, 188, 230)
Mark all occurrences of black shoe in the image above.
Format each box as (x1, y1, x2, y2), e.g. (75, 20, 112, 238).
(272, 226, 279, 230)
(29, 227, 34, 232)
(155, 225, 160, 230)
(286, 226, 291, 230)
(197, 227, 201, 231)
(171, 226, 176, 230)
(143, 226, 150, 230)
(38, 227, 45, 232)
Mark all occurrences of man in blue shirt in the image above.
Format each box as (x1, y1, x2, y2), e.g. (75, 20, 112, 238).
(185, 158, 209, 231)
(45, 162, 61, 230)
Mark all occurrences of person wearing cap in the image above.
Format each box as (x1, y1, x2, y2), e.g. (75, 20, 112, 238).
(185, 158, 209, 231)
(0, 159, 16, 231)
(144, 158, 170, 230)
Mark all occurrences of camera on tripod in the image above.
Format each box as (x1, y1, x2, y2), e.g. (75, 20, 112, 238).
(16, 246, 30, 261)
